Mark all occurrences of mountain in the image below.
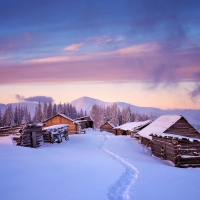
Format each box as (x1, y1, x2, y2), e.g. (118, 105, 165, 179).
(71, 96, 200, 127)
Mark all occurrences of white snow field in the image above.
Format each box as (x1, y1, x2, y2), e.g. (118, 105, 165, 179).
(0, 129, 200, 200)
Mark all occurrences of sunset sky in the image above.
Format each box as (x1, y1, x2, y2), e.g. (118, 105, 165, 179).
(0, 0, 200, 109)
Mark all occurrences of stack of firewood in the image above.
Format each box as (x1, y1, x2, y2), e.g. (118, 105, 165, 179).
(21, 124, 43, 148)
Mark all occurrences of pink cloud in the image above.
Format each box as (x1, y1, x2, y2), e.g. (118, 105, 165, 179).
(63, 43, 84, 51)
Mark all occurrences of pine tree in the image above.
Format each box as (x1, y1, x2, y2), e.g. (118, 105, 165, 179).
(79, 109, 84, 117)
(47, 101, 53, 118)
(71, 106, 77, 119)
(134, 110, 140, 122)
(42, 102, 48, 121)
(57, 102, 63, 114)
(23, 105, 30, 123)
(52, 103, 57, 116)
(3, 105, 14, 126)
(117, 107, 122, 125)
(37, 101, 43, 122)
(0, 108, 2, 127)
(149, 112, 153, 121)
(14, 106, 18, 125)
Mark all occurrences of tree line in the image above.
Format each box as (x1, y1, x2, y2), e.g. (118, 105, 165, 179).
(0, 102, 85, 127)
(0, 102, 152, 129)
(90, 103, 152, 129)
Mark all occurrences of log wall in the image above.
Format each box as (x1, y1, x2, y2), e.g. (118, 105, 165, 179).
(151, 134, 200, 167)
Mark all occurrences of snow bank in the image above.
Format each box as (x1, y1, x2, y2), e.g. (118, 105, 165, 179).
(0, 135, 15, 145)
(0, 128, 200, 200)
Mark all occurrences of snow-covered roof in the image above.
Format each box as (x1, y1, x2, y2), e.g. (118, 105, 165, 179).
(100, 121, 116, 128)
(114, 120, 151, 131)
(150, 132, 200, 142)
(43, 124, 69, 131)
(75, 116, 94, 121)
(107, 122, 116, 128)
(43, 113, 78, 124)
(75, 120, 88, 123)
(138, 115, 182, 140)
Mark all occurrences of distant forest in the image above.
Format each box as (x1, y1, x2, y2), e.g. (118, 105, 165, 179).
(0, 102, 151, 128)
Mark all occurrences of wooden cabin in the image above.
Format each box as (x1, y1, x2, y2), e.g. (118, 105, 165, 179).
(114, 120, 152, 136)
(100, 122, 116, 134)
(150, 132, 200, 167)
(138, 115, 200, 147)
(43, 114, 81, 134)
(75, 116, 94, 129)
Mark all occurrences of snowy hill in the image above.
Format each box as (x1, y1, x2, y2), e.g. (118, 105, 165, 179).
(71, 96, 200, 126)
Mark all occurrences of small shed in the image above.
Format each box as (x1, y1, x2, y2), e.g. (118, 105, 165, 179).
(138, 115, 200, 147)
(75, 116, 94, 129)
(114, 120, 152, 136)
(43, 114, 82, 134)
(13, 124, 44, 148)
(150, 132, 200, 167)
(100, 122, 116, 134)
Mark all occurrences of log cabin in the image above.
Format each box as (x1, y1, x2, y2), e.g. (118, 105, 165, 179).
(138, 115, 200, 147)
(43, 114, 82, 134)
(150, 132, 200, 167)
(114, 120, 152, 136)
(75, 116, 94, 129)
(100, 122, 116, 134)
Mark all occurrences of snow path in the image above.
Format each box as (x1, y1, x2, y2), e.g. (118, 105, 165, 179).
(99, 135, 139, 200)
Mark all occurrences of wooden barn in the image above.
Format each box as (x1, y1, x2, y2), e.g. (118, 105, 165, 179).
(75, 116, 94, 129)
(114, 120, 152, 136)
(43, 114, 82, 134)
(150, 132, 200, 167)
(138, 115, 200, 147)
(100, 122, 116, 134)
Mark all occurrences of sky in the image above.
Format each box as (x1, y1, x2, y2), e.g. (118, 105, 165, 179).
(0, 0, 200, 109)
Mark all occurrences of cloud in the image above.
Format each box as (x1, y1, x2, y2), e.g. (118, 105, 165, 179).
(86, 35, 125, 46)
(189, 84, 200, 102)
(63, 43, 84, 51)
(15, 95, 54, 103)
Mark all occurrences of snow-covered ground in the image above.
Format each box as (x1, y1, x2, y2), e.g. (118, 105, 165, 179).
(0, 129, 200, 200)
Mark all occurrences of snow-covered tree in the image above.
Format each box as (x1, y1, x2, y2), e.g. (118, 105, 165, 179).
(57, 102, 63, 114)
(0, 108, 2, 127)
(3, 104, 14, 126)
(149, 111, 153, 121)
(79, 109, 84, 118)
(90, 104, 101, 129)
(110, 103, 119, 126)
(42, 102, 48, 121)
(47, 101, 53, 118)
(52, 103, 57, 116)
(71, 106, 77, 119)
(134, 110, 140, 122)
(33, 102, 43, 123)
